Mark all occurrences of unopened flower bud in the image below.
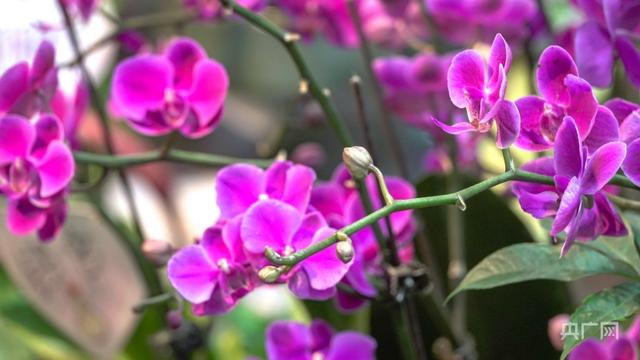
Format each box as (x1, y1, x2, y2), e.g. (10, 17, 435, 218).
(258, 265, 281, 283)
(343, 146, 373, 181)
(336, 240, 355, 264)
(141, 240, 174, 267)
(166, 310, 183, 330)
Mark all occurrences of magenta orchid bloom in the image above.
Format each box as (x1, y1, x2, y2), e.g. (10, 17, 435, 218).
(215, 160, 316, 220)
(515, 45, 598, 151)
(513, 116, 627, 255)
(167, 223, 258, 315)
(569, 316, 640, 360)
(573, 0, 640, 88)
(0, 114, 74, 241)
(241, 199, 352, 300)
(434, 33, 521, 149)
(310, 165, 415, 311)
(183, 0, 266, 19)
(111, 37, 229, 139)
(265, 319, 376, 360)
(50, 79, 89, 149)
(0, 41, 57, 118)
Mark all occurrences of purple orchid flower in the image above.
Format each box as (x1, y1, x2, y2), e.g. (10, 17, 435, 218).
(513, 116, 627, 255)
(0, 40, 57, 118)
(0, 114, 74, 241)
(310, 165, 415, 311)
(374, 52, 455, 131)
(265, 319, 376, 360)
(515, 45, 598, 151)
(427, 0, 538, 46)
(569, 316, 640, 360)
(241, 199, 352, 300)
(215, 160, 316, 220)
(434, 33, 521, 149)
(167, 223, 258, 315)
(50, 79, 89, 149)
(573, 0, 640, 88)
(111, 37, 229, 139)
(183, 0, 266, 19)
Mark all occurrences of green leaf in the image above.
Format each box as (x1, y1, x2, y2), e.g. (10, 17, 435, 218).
(447, 238, 640, 301)
(561, 282, 640, 359)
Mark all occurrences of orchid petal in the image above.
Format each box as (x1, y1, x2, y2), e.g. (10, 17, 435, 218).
(554, 117, 583, 178)
(165, 38, 207, 91)
(537, 46, 578, 106)
(622, 138, 640, 187)
(187, 59, 228, 126)
(581, 141, 626, 194)
(620, 110, 640, 143)
(447, 50, 485, 108)
(615, 35, 640, 88)
(432, 117, 478, 134)
(241, 199, 302, 254)
(111, 55, 172, 119)
(550, 177, 582, 236)
(565, 75, 598, 139)
(584, 106, 619, 152)
(215, 164, 264, 219)
(574, 22, 614, 88)
(0, 63, 29, 114)
(301, 227, 352, 290)
(326, 332, 376, 360)
(0, 115, 35, 164)
(493, 99, 520, 149)
(6, 197, 45, 235)
(167, 244, 217, 303)
(514, 96, 550, 151)
(36, 140, 75, 197)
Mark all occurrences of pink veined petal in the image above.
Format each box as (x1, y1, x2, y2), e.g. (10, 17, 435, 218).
(514, 96, 550, 151)
(31, 114, 64, 159)
(291, 211, 327, 251)
(554, 117, 584, 178)
(516, 191, 559, 219)
(300, 227, 352, 290)
(167, 245, 217, 304)
(595, 194, 627, 237)
(287, 270, 336, 300)
(550, 177, 582, 237)
(493, 99, 520, 149)
(200, 225, 232, 263)
(608, 338, 637, 360)
(265, 321, 312, 360)
(615, 35, 640, 89)
(622, 138, 640, 187)
(620, 110, 640, 144)
(0, 62, 29, 114)
(186, 59, 229, 126)
(281, 164, 316, 213)
(567, 338, 607, 360)
(432, 117, 478, 134)
(326, 332, 377, 360)
(6, 197, 46, 236)
(111, 55, 172, 120)
(574, 21, 614, 88)
(241, 199, 302, 254)
(565, 74, 598, 139)
(487, 33, 512, 88)
(447, 50, 485, 108)
(36, 140, 75, 198)
(584, 106, 620, 152)
(215, 163, 264, 219)
(264, 160, 291, 200)
(536, 45, 578, 107)
(31, 41, 55, 86)
(165, 38, 207, 91)
(0, 114, 35, 164)
(605, 98, 640, 124)
(580, 141, 626, 194)
(310, 183, 347, 227)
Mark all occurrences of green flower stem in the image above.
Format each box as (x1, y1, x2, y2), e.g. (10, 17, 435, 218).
(74, 149, 272, 169)
(265, 169, 551, 266)
(502, 147, 516, 172)
(219, 0, 353, 147)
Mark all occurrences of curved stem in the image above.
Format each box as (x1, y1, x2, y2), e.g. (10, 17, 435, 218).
(73, 149, 272, 169)
(219, 0, 353, 147)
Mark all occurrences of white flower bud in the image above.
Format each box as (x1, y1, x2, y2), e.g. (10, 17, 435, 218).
(342, 146, 373, 181)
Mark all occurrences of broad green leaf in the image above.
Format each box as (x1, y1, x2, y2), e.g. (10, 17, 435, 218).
(413, 175, 571, 359)
(447, 239, 640, 301)
(561, 282, 640, 359)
